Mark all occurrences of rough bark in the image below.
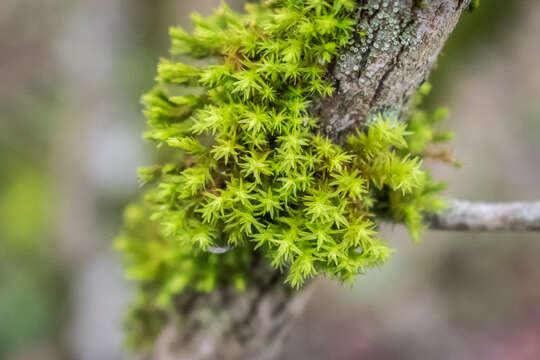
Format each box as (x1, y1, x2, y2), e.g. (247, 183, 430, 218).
(427, 199, 540, 232)
(146, 1, 470, 359)
(141, 262, 313, 360)
(316, 0, 471, 142)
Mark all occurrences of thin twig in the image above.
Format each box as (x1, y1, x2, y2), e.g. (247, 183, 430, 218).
(426, 199, 540, 232)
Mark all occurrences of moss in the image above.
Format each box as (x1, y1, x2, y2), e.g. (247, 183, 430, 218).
(469, 0, 480, 11)
(116, 0, 451, 347)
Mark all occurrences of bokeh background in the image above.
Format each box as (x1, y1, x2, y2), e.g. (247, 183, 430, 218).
(1, 1, 540, 359)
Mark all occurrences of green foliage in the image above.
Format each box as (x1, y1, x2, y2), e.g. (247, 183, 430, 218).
(116, 0, 452, 347)
(469, 0, 480, 11)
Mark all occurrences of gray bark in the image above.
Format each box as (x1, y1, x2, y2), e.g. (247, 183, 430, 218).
(140, 265, 313, 360)
(147, 1, 471, 359)
(316, 0, 470, 142)
(427, 199, 540, 232)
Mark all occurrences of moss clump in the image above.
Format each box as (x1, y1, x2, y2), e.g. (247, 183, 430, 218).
(116, 0, 451, 347)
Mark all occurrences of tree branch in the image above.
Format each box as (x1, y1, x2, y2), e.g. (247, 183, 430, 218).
(426, 199, 540, 232)
(315, 0, 471, 142)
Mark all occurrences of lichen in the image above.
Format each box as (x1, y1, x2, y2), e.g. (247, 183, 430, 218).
(335, 0, 419, 78)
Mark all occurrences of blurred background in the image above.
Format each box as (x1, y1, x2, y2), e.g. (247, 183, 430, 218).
(1, 0, 539, 359)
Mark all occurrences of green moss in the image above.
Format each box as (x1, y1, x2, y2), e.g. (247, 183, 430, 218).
(116, 0, 451, 347)
(469, 0, 480, 11)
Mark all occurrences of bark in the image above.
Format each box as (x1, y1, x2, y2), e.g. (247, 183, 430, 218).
(141, 262, 313, 360)
(426, 199, 540, 232)
(316, 0, 471, 142)
(146, 1, 471, 359)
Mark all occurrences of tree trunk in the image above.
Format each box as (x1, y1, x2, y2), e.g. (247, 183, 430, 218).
(144, 1, 471, 359)
(147, 269, 313, 360)
(316, 0, 470, 142)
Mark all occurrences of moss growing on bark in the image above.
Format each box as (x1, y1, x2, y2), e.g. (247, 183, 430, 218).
(116, 0, 452, 347)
